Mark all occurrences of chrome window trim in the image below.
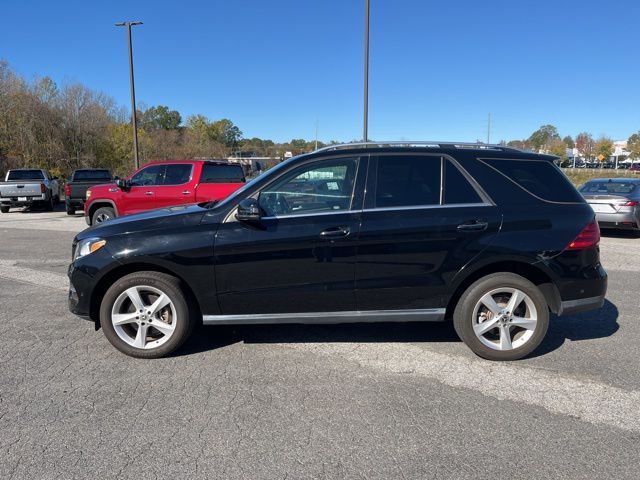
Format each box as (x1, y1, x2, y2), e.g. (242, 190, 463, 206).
(203, 308, 446, 325)
(362, 202, 493, 213)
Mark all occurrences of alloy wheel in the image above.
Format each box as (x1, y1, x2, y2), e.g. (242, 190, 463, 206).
(471, 287, 538, 351)
(111, 285, 177, 350)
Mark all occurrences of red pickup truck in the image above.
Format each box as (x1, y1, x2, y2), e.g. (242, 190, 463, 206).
(84, 160, 246, 225)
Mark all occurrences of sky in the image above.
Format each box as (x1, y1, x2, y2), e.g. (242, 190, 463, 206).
(1, 0, 639, 143)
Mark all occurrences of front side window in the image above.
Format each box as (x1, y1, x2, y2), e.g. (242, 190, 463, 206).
(162, 164, 192, 185)
(130, 165, 164, 186)
(259, 158, 358, 217)
(375, 156, 441, 208)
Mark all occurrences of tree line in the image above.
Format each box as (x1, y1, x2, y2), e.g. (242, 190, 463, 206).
(504, 124, 640, 163)
(0, 60, 326, 178)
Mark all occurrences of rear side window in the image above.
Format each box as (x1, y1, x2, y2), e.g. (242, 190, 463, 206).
(483, 158, 583, 203)
(375, 156, 440, 207)
(7, 170, 44, 181)
(200, 164, 245, 183)
(162, 164, 192, 185)
(73, 170, 111, 181)
(444, 160, 483, 204)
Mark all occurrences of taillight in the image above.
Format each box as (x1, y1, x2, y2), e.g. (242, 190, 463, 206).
(623, 201, 638, 207)
(40, 183, 46, 193)
(567, 220, 600, 250)
(65, 184, 70, 196)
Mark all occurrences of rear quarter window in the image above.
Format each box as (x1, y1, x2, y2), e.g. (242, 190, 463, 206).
(481, 158, 583, 203)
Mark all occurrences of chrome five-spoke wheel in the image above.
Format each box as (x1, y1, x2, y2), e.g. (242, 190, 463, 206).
(111, 285, 177, 349)
(472, 287, 537, 351)
(100, 271, 194, 358)
(453, 272, 549, 361)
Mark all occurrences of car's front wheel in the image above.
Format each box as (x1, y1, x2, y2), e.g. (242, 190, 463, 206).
(92, 206, 115, 225)
(100, 271, 195, 358)
(0, 205, 9, 213)
(453, 273, 549, 361)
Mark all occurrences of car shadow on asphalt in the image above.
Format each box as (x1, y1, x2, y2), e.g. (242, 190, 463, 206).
(177, 299, 620, 359)
(600, 229, 640, 239)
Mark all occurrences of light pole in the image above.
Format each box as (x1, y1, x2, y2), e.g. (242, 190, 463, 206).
(363, 0, 370, 142)
(115, 21, 143, 169)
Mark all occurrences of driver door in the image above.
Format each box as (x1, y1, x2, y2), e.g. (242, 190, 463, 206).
(214, 156, 365, 315)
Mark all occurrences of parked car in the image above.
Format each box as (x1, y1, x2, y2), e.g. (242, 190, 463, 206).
(629, 164, 640, 174)
(579, 178, 640, 232)
(69, 142, 607, 361)
(0, 169, 60, 213)
(84, 160, 246, 225)
(65, 168, 113, 215)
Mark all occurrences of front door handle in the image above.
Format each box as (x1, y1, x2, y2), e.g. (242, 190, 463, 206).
(457, 220, 488, 232)
(319, 226, 350, 239)
(181, 190, 191, 195)
(144, 191, 154, 196)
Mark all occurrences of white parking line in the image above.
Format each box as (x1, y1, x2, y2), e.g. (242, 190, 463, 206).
(0, 259, 68, 291)
(286, 342, 640, 433)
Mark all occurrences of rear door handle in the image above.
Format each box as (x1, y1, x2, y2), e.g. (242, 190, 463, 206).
(181, 190, 191, 195)
(457, 220, 488, 232)
(319, 226, 350, 239)
(145, 191, 154, 196)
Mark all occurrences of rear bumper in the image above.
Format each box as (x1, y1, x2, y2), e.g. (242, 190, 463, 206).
(0, 194, 47, 206)
(595, 211, 640, 229)
(559, 294, 605, 316)
(66, 198, 85, 209)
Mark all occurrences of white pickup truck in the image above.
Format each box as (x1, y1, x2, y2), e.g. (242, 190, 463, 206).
(0, 169, 60, 213)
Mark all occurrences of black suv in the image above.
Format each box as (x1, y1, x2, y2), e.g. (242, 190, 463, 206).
(68, 142, 607, 360)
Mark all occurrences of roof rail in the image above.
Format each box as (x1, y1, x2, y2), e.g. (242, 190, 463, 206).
(313, 141, 521, 154)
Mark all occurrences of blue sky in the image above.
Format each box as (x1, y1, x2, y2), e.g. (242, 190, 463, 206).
(1, 0, 638, 143)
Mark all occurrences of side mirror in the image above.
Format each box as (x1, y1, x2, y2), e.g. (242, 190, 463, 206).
(236, 198, 262, 223)
(115, 178, 129, 190)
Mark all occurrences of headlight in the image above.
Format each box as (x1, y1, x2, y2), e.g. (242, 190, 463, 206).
(86, 190, 92, 200)
(74, 237, 107, 260)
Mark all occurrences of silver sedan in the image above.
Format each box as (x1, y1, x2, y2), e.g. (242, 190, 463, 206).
(579, 178, 640, 232)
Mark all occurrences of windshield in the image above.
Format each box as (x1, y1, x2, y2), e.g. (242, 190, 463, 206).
(580, 181, 638, 195)
(211, 159, 293, 209)
(7, 170, 44, 181)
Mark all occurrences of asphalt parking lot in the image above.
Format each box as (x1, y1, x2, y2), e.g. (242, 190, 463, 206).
(1, 208, 639, 479)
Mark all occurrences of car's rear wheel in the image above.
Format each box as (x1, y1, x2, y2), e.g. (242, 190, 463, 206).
(92, 206, 115, 225)
(453, 273, 549, 361)
(99, 271, 195, 358)
(0, 206, 9, 213)
(66, 205, 75, 215)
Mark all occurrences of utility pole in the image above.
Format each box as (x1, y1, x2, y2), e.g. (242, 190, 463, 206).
(487, 113, 491, 144)
(363, 0, 370, 142)
(115, 21, 143, 169)
(315, 119, 319, 150)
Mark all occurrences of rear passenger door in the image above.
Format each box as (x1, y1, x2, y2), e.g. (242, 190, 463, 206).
(154, 163, 195, 208)
(355, 154, 501, 311)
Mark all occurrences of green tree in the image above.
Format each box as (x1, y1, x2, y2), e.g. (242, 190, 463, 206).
(548, 138, 568, 160)
(562, 135, 575, 149)
(528, 125, 560, 151)
(139, 105, 181, 130)
(627, 132, 640, 159)
(208, 118, 242, 148)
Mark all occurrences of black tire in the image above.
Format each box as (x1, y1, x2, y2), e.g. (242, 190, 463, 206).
(66, 205, 75, 215)
(99, 271, 195, 358)
(45, 195, 55, 211)
(453, 272, 549, 361)
(92, 206, 115, 225)
(0, 206, 9, 213)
